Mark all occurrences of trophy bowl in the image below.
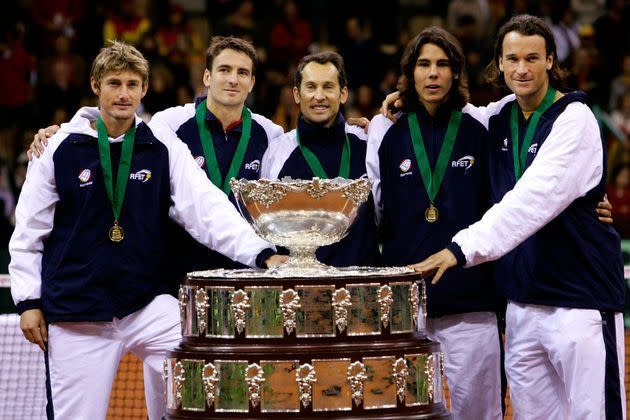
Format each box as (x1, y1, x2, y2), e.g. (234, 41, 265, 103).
(230, 177, 372, 276)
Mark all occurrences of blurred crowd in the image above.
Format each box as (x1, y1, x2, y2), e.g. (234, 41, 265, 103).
(0, 0, 629, 271)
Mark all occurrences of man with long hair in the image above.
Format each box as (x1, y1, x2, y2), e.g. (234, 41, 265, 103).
(412, 15, 625, 419)
(368, 27, 502, 419)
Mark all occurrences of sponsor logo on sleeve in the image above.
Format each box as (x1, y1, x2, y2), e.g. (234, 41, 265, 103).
(399, 158, 413, 177)
(78, 169, 93, 187)
(451, 155, 475, 173)
(129, 169, 152, 183)
(244, 159, 260, 172)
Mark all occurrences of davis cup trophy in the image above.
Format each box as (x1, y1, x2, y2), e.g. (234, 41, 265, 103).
(165, 178, 450, 419)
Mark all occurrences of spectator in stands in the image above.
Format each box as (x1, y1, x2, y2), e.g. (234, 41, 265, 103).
(609, 54, 630, 112)
(269, 0, 312, 72)
(103, 0, 151, 45)
(607, 163, 630, 237)
(272, 85, 300, 132)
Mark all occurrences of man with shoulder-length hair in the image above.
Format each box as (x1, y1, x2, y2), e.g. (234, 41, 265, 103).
(412, 15, 626, 419)
(367, 26, 502, 419)
(9, 40, 280, 419)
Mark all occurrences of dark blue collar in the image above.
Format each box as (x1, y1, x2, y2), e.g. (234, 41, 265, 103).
(296, 113, 346, 145)
(195, 95, 243, 134)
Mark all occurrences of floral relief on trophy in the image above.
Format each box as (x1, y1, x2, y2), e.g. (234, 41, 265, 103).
(332, 288, 352, 334)
(409, 282, 420, 330)
(202, 362, 219, 409)
(280, 289, 301, 335)
(195, 287, 209, 335)
(178, 286, 187, 322)
(230, 289, 250, 335)
(305, 177, 331, 199)
(230, 178, 289, 207)
(340, 178, 372, 205)
(347, 361, 368, 407)
(425, 355, 435, 403)
(296, 363, 317, 408)
(174, 361, 185, 409)
(245, 363, 266, 408)
(377, 285, 393, 329)
(162, 357, 169, 400)
(392, 358, 408, 403)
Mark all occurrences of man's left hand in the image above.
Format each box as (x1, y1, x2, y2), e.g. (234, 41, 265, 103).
(596, 194, 613, 224)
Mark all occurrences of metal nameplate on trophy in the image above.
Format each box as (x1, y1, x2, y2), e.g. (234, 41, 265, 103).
(245, 286, 284, 338)
(207, 287, 235, 338)
(390, 282, 414, 334)
(214, 360, 249, 412)
(363, 356, 397, 409)
(347, 283, 381, 336)
(180, 359, 205, 412)
(260, 360, 300, 413)
(296, 285, 335, 337)
(312, 358, 352, 411)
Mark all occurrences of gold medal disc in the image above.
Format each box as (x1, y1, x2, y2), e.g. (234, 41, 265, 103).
(109, 224, 124, 242)
(425, 205, 439, 223)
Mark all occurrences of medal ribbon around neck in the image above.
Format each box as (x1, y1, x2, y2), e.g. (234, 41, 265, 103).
(195, 99, 252, 195)
(97, 116, 136, 242)
(510, 85, 556, 181)
(407, 110, 462, 213)
(295, 127, 351, 179)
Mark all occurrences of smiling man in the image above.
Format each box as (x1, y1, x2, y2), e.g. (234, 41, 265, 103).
(9, 41, 281, 419)
(367, 27, 502, 420)
(262, 51, 380, 266)
(411, 15, 626, 419)
(149, 36, 284, 275)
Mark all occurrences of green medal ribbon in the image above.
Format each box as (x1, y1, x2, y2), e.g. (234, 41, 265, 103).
(510, 86, 556, 180)
(195, 100, 252, 195)
(295, 127, 351, 179)
(407, 110, 462, 204)
(96, 116, 135, 229)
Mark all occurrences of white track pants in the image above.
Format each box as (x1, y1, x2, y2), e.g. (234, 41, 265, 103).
(46, 294, 181, 420)
(426, 311, 503, 420)
(505, 302, 626, 420)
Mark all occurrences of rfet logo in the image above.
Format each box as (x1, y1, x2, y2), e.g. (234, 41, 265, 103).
(194, 156, 205, 168)
(129, 169, 152, 183)
(452, 155, 475, 172)
(399, 159, 412, 173)
(78, 169, 93, 187)
(245, 159, 260, 172)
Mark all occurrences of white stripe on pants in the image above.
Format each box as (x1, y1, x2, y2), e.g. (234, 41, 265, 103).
(426, 311, 503, 420)
(47, 294, 181, 420)
(505, 302, 626, 420)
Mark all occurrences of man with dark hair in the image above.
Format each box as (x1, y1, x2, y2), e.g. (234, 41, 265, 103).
(262, 51, 380, 266)
(368, 27, 502, 419)
(412, 15, 626, 419)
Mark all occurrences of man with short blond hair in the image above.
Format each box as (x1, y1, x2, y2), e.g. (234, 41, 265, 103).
(10, 40, 279, 419)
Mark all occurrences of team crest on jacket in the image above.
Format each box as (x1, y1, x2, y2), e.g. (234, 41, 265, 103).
(399, 159, 412, 173)
(194, 156, 205, 168)
(129, 169, 152, 183)
(528, 143, 538, 154)
(245, 159, 260, 172)
(501, 138, 509, 151)
(452, 155, 475, 172)
(78, 169, 93, 187)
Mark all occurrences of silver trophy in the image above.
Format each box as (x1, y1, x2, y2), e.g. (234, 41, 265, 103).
(230, 177, 372, 276)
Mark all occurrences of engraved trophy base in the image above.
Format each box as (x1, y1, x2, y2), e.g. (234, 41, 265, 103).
(165, 270, 450, 419)
(267, 246, 337, 277)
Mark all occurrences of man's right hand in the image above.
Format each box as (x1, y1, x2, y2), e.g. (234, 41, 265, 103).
(380, 91, 402, 122)
(27, 125, 59, 160)
(20, 309, 48, 351)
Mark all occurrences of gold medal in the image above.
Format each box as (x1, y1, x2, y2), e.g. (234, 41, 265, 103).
(109, 222, 124, 242)
(425, 204, 439, 223)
